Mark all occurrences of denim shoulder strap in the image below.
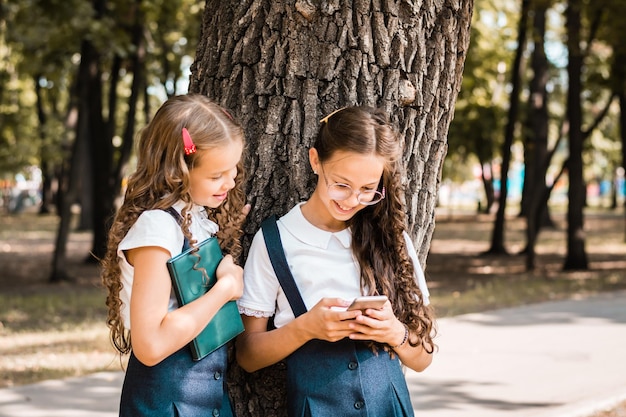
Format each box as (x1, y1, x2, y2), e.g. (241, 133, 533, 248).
(261, 215, 307, 317)
(163, 207, 190, 251)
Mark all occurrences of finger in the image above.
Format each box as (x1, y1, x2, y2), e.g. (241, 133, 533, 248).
(320, 297, 352, 308)
(362, 308, 388, 319)
(337, 309, 362, 321)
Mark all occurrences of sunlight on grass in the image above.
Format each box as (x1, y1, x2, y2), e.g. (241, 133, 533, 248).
(433, 271, 626, 317)
(0, 292, 125, 388)
(0, 289, 107, 333)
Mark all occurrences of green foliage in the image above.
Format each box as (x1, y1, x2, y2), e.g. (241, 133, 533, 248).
(445, 0, 518, 181)
(0, 0, 202, 185)
(446, 0, 624, 190)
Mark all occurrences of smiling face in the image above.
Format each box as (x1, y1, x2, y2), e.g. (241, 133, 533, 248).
(305, 148, 385, 231)
(188, 140, 243, 208)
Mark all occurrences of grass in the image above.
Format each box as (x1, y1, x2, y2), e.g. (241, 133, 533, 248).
(0, 211, 125, 388)
(0, 290, 105, 332)
(1, 207, 625, 394)
(432, 269, 626, 317)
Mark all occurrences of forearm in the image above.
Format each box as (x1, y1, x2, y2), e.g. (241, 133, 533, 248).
(236, 316, 311, 372)
(132, 279, 234, 365)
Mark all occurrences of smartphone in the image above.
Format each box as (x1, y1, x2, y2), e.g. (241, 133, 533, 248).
(347, 295, 388, 311)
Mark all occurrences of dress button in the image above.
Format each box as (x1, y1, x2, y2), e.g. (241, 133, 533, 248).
(212, 409, 220, 416)
(214, 371, 222, 380)
(348, 361, 358, 370)
(354, 401, 364, 409)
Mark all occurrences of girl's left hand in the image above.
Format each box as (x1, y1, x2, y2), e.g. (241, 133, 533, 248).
(347, 301, 406, 348)
(215, 254, 244, 300)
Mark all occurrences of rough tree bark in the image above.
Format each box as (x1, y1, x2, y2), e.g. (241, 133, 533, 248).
(189, 0, 473, 415)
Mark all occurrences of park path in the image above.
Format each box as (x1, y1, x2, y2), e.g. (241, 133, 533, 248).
(1, 290, 625, 417)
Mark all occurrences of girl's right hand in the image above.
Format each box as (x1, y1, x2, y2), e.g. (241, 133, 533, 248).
(302, 297, 362, 342)
(215, 254, 244, 300)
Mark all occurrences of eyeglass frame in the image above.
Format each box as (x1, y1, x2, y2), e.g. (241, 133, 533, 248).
(318, 164, 385, 206)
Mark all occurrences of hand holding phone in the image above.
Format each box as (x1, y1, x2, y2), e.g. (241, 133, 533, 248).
(347, 295, 388, 312)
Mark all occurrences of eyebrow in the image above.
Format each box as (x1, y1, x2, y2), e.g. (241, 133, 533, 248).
(332, 174, 379, 188)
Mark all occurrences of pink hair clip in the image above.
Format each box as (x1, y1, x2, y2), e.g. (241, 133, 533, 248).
(182, 128, 196, 155)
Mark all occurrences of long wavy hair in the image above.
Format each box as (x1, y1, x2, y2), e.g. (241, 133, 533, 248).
(101, 94, 247, 354)
(315, 106, 436, 353)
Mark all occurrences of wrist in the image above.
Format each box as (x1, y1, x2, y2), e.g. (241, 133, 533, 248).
(392, 323, 409, 349)
(213, 275, 237, 300)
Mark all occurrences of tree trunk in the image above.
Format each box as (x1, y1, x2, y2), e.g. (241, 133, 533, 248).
(615, 54, 626, 241)
(50, 37, 98, 282)
(34, 75, 55, 215)
(563, 0, 588, 270)
(620, 93, 626, 242)
(487, 0, 529, 255)
(90, 0, 145, 262)
(479, 160, 495, 213)
(190, 0, 473, 415)
(524, 1, 551, 270)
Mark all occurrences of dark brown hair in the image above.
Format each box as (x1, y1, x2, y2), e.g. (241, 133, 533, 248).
(315, 106, 435, 353)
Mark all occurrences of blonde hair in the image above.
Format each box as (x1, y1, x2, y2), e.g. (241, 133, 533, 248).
(101, 94, 247, 354)
(316, 106, 436, 353)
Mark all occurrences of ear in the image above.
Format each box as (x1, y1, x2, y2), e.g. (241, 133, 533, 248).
(309, 148, 320, 174)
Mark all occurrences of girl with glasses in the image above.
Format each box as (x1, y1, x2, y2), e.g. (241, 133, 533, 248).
(236, 106, 436, 416)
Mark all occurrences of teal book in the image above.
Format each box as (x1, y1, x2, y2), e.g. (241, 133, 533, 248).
(166, 237, 244, 361)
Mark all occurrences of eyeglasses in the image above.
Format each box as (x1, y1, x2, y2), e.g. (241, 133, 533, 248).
(319, 165, 385, 206)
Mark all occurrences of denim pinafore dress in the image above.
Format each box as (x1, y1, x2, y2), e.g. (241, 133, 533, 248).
(261, 216, 415, 417)
(119, 208, 234, 417)
(285, 339, 414, 416)
(119, 345, 234, 417)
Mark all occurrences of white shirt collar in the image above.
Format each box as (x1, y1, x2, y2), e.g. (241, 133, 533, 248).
(279, 203, 352, 249)
(172, 200, 219, 236)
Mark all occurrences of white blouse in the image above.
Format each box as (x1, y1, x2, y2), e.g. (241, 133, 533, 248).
(117, 200, 219, 329)
(238, 203, 430, 329)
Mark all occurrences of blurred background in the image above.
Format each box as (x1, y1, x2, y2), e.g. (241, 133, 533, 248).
(1, 2, 625, 413)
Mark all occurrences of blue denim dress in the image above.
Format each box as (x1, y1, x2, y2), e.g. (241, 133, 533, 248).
(119, 344, 234, 417)
(260, 215, 414, 416)
(285, 338, 414, 417)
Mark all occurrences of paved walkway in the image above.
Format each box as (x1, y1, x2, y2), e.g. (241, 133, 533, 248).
(408, 290, 626, 417)
(1, 290, 625, 417)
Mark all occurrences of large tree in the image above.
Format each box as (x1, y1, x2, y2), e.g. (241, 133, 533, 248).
(189, 0, 473, 415)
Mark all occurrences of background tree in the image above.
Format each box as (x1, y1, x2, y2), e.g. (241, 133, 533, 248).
(522, 0, 552, 269)
(189, 0, 474, 415)
(487, 0, 530, 255)
(601, 0, 626, 239)
(3, 0, 203, 281)
(563, 0, 588, 269)
(446, 0, 517, 213)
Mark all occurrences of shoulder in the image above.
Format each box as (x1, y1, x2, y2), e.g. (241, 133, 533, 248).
(118, 209, 183, 257)
(135, 209, 180, 233)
